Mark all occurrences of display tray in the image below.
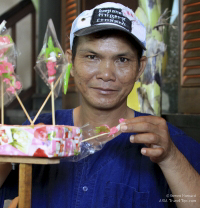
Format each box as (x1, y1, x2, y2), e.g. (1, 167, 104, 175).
(0, 155, 60, 164)
(0, 124, 82, 158)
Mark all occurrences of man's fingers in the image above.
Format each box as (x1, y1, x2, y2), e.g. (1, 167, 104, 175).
(130, 133, 160, 145)
(123, 116, 167, 127)
(121, 122, 165, 137)
(141, 147, 164, 158)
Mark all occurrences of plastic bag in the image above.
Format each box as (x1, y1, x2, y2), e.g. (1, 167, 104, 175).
(35, 19, 67, 98)
(0, 20, 22, 107)
(65, 119, 124, 162)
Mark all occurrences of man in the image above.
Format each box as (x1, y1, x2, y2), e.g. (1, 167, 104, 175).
(0, 2, 200, 208)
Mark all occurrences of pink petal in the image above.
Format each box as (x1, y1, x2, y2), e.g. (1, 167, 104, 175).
(15, 81, 22, 89)
(3, 78, 10, 84)
(119, 118, 125, 123)
(47, 61, 56, 76)
(6, 86, 15, 94)
(109, 126, 119, 136)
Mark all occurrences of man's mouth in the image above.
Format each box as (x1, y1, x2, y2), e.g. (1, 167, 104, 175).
(92, 87, 118, 95)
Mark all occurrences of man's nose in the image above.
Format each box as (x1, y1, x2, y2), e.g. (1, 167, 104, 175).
(96, 59, 116, 81)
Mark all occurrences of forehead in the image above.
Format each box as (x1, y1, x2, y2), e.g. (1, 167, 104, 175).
(76, 31, 138, 53)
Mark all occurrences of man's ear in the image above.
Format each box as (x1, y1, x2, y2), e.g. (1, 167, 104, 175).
(66, 49, 74, 77)
(135, 56, 147, 81)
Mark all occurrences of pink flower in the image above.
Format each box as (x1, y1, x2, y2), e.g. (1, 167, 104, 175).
(15, 81, 21, 90)
(109, 126, 119, 136)
(47, 61, 56, 76)
(4, 61, 14, 73)
(0, 64, 7, 75)
(0, 36, 10, 44)
(3, 78, 10, 84)
(119, 118, 125, 123)
(6, 86, 15, 94)
(0, 60, 14, 74)
(0, 36, 11, 55)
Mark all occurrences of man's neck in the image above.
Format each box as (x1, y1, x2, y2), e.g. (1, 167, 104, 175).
(73, 102, 134, 128)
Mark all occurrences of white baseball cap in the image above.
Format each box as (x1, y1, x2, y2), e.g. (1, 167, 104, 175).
(70, 2, 146, 52)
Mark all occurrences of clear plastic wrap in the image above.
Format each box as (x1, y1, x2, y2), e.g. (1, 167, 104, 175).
(0, 20, 22, 107)
(65, 119, 125, 162)
(35, 19, 67, 98)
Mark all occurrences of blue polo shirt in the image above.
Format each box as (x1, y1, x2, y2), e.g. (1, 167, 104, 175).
(0, 109, 200, 208)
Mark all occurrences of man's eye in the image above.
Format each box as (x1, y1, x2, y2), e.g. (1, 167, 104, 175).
(87, 55, 96, 59)
(119, 57, 128, 62)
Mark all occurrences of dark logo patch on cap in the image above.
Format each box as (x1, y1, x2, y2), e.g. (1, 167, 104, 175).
(91, 8, 132, 32)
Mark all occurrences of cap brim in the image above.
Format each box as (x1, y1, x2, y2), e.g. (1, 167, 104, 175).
(74, 25, 146, 50)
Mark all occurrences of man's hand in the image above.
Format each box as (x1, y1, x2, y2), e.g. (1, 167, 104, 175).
(120, 116, 177, 165)
(120, 116, 200, 208)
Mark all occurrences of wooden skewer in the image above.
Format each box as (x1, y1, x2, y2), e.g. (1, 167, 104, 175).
(6, 81, 34, 125)
(82, 132, 109, 142)
(32, 71, 64, 124)
(1, 76, 4, 125)
(14, 92, 34, 125)
(51, 82, 55, 126)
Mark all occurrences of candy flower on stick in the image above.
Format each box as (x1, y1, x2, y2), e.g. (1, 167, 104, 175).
(0, 20, 33, 125)
(45, 36, 61, 83)
(45, 36, 61, 125)
(82, 118, 125, 144)
(35, 19, 67, 125)
(0, 21, 13, 58)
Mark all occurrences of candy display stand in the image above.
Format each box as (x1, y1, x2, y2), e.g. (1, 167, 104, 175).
(0, 20, 81, 208)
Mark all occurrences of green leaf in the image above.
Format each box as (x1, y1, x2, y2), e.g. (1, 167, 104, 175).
(3, 73, 11, 78)
(95, 126, 110, 134)
(45, 36, 61, 59)
(63, 63, 72, 94)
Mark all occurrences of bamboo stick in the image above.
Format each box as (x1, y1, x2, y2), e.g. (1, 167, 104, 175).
(32, 71, 64, 124)
(14, 92, 33, 125)
(51, 82, 55, 126)
(82, 132, 109, 142)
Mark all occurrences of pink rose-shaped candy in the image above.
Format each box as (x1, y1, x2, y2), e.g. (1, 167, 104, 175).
(47, 61, 56, 83)
(0, 65, 7, 75)
(3, 78, 10, 84)
(119, 118, 125, 123)
(0, 36, 11, 56)
(109, 126, 119, 136)
(15, 81, 21, 90)
(47, 61, 56, 76)
(6, 86, 15, 94)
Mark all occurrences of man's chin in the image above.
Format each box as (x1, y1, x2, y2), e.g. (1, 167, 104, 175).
(89, 100, 122, 111)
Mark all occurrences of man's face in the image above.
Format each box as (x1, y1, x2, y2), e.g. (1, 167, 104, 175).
(69, 33, 145, 110)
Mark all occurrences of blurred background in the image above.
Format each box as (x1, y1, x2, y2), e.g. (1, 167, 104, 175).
(0, 0, 200, 142)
